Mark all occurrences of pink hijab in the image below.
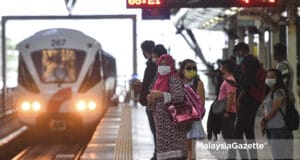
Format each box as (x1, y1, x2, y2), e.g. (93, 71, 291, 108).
(152, 54, 176, 92)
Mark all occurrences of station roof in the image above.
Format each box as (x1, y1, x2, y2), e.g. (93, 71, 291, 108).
(172, 0, 287, 31)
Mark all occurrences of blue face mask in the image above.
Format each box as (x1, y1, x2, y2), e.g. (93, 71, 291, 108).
(236, 56, 244, 65)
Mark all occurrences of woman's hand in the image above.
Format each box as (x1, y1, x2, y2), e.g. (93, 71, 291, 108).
(147, 90, 164, 105)
(147, 94, 155, 105)
(150, 90, 164, 99)
(260, 119, 267, 129)
(260, 119, 267, 136)
(224, 112, 230, 118)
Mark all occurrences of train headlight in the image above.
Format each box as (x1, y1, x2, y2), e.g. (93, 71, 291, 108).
(20, 101, 41, 112)
(76, 100, 97, 112)
(76, 100, 86, 111)
(88, 101, 97, 110)
(21, 101, 31, 111)
(32, 101, 41, 111)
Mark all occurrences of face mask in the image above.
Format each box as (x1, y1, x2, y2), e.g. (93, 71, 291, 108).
(265, 78, 276, 87)
(158, 66, 171, 76)
(152, 58, 157, 63)
(236, 56, 244, 65)
(218, 68, 225, 75)
(184, 70, 196, 79)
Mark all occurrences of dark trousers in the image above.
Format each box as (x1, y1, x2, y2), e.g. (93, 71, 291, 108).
(229, 97, 259, 160)
(146, 109, 157, 158)
(222, 112, 236, 160)
(221, 112, 236, 140)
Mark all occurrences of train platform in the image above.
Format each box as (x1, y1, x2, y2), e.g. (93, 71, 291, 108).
(81, 102, 300, 160)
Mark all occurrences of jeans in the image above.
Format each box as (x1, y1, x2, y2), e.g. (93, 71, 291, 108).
(146, 109, 157, 158)
(266, 127, 293, 160)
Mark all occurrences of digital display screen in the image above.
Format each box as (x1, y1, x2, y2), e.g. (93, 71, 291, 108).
(127, 0, 162, 8)
(126, 0, 277, 8)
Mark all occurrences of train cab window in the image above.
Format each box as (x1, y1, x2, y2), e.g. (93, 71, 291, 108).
(31, 49, 85, 83)
(18, 55, 40, 93)
(102, 53, 116, 79)
(78, 52, 101, 93)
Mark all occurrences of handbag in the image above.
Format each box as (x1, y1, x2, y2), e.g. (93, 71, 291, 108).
(211, 78, 236, 115)
(212, 98, 227, 115)
(168, 86, 205, 124)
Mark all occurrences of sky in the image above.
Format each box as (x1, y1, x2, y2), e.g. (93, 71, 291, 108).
(0, 0, 227, 93)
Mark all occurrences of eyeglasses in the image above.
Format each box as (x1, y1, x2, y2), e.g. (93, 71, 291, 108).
(185, 66, 197, 71)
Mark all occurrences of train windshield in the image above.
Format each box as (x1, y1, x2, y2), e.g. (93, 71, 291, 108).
(31, 49, 86, 83)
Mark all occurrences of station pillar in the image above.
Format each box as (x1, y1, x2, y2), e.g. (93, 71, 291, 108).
(227, 16, 238, 56)
(238, 26, 246, 42)
(287, 0, 299, 109)
(258, 25, 267, 68)
(271, 26, 280, 67)
(247, 29, 254, 56)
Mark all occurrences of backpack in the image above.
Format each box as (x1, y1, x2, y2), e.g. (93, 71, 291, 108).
(271, 90, 299, 131)
(250, 64, 266, 104)
(281, 102, 300, 130)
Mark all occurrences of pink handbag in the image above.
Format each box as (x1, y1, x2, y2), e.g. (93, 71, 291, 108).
(168, 86, 205, 124)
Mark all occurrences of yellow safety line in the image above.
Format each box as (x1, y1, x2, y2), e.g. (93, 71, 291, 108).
(113, 106, 132, 160)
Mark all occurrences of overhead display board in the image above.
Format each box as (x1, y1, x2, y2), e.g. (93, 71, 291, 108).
(127, 0, 277, 8)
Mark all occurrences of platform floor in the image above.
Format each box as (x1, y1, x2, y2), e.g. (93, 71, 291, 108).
(81, 101, 300, 160)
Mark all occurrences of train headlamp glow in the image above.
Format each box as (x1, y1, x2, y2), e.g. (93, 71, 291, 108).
(76, 100, 97, 111)
(76, 100, 86, 111)
(88, 101, 97, 110)
(32, 101, 41, 111)
(21, 102, 31, 111)
(20, 101, 41, 112)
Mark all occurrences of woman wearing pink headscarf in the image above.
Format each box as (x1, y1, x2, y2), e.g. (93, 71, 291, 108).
(147, 54, 188, 160)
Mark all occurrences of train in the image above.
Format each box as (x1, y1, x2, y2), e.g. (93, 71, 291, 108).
(16, 28, 117, 133)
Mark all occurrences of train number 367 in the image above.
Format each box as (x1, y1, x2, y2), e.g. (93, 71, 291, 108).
(51, 39, 66, 47)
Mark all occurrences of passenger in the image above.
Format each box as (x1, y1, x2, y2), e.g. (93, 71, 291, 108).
(178, 59, 206, 160)
(217, 60, 237, 159)
(206, 60, 223, 141)
(149, 44, 168, 90)
(218, 60, 237, 138)
(260, 69, 294, 159)
(232, 42, 261, 159)
(138, 40, 157, 160)
(206, 60, 223, 97)
(146, 44, 168, 160)
(273, 43, 294, 90)
(228, 55, 241, 85)
(147, 54, 188, 160)
(151, 44, 168, 64)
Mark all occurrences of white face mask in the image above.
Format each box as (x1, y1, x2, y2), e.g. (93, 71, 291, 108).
(158, 66, 171, 76)
(265, 78, 276, 87)
(236, 56, 244, 65)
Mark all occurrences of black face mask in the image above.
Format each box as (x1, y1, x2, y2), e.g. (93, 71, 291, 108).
(273, 53, 279, 61)
(220, 69, 226, 75)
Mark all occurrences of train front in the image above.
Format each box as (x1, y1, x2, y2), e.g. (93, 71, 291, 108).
(16, 28, 107, 132)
